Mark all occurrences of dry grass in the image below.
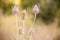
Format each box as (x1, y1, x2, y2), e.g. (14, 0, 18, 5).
(0, 15, 60, 40)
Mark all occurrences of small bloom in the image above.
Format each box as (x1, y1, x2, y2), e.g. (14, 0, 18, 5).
(28, 28, 33, 35)
(18, 28, 22, 35)
(32, 5, 39, 14)
(21, 10, 27, 20)
(21, 10, 27, 14)
(12, 5, 19, 14)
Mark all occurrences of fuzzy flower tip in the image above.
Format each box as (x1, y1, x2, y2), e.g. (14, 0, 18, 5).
(12, 5, 19, 14)
(18, 28, 22, 34)
(21, 10, 27, 14)
(21, 10, 27, 20)
(32, 5, 39, 14)
(28, 28, 33, 35)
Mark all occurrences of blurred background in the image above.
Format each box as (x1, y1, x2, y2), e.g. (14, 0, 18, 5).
(0, 0, 60, 40)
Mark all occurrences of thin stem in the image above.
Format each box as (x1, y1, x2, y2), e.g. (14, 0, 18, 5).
(29, 13, 37, 40)
(33, 13, 37, 26)
(22, 20, 25, 40)
(15, 14, 18, 40)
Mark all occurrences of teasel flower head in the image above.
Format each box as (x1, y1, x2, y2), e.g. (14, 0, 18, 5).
(18, 28, 22, 35)
(21, 10, 27, 20)
(32, 4, 39, 14)
(12, 5, 19, 14)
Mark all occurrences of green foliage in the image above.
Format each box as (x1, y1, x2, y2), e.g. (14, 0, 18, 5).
(57, 10, 60, 27)
(0, 0, 4, 8)
(21, 0, 40, 9)
(0, 0, 14, 15)
(37, 0, 57, 24)
(55, 0, 60, 8)
(55, 0, 60, 27)
(41, 9, 55, 24)
(2, 3, 13, 15)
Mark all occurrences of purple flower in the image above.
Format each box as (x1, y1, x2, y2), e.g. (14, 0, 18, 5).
(28, 28, 33, 35)
(32, 5, 39, 14)
(18, 28, 22, 34)
(12, 5, 19, 14)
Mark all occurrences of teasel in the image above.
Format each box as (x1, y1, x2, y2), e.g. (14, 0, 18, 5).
(32, 4, 39, 24)
(28, 4, 40, 40)
(12, 5, 19, 40)
(21, 9, 27, 40)
(21, 10, 27, 20)
(13, 5, 19, 14)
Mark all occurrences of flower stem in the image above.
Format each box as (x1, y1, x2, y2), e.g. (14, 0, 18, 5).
(15, 14, 19, 40)
(33, 13, 37, 25)
(29, 13, 37, 40)
(22, 20, 25, 40)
